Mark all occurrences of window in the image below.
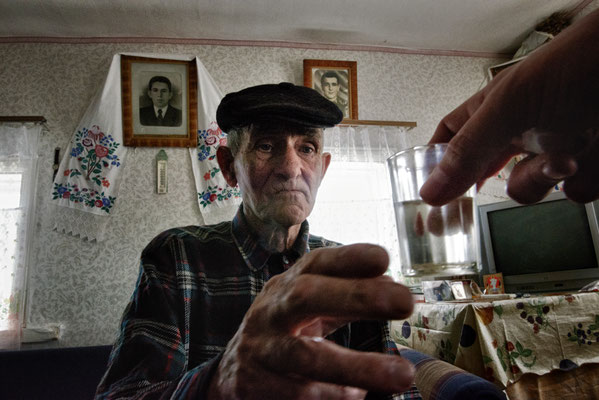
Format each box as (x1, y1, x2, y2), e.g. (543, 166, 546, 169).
(308, 125, 409, 279)
(0, 173, 23, 323)
(0, 122, 42, 349)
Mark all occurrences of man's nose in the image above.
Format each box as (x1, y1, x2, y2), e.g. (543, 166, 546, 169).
(275, 145, 302, 178)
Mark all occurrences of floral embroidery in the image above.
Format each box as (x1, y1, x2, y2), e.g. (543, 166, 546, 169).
(195, 122, 241, 210)
(567, 315, 599, 345)
(198, 185, 241, 208)
(70, 125, 121, 185)
(52, 182, 116, 213)
(197, 125, 226, 162)
(203, 167, 221, 181)
(52, 125, 121, 213)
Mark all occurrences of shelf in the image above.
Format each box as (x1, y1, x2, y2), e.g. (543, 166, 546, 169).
(0, 116, 47, 123)
(338, 119, 416, 128)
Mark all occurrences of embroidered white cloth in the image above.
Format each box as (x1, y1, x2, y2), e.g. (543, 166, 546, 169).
(50, 53, 240, 241)
(50, 54, 127, 241)
(188, 60, 241, 225)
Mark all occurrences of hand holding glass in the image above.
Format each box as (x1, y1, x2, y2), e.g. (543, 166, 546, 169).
(388, 144, 479, 278)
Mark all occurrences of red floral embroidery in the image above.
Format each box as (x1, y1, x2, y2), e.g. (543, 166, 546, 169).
(95, 145, 109, 158)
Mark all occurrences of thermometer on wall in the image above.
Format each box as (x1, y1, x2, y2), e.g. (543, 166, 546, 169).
(156, 149, 168, 194)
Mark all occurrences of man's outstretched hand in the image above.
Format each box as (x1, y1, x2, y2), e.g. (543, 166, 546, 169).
(208, 243, 415, 400)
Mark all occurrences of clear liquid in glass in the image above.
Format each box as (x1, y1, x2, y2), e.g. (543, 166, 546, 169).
(394, 196, 477, 277)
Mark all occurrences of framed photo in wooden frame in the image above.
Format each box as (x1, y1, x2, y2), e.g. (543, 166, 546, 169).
(121, 55, 198, 147)
(303, 59, 358, 121)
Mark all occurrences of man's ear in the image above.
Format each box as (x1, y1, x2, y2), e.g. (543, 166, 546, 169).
(216, 146, 237, 187)
(321, 152, 332, 178)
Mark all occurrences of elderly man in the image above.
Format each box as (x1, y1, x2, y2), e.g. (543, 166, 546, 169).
(96, 83, 416, 400)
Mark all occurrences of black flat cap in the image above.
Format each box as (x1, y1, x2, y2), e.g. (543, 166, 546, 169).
(216, 82, 343, 132)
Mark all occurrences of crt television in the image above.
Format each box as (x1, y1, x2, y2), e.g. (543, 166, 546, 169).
(478, 191, 599, 294)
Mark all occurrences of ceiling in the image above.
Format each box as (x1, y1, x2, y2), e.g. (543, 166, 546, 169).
(0, 0, 595, 56)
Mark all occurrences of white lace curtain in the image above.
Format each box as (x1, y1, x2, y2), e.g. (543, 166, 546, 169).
(0, 122, 42, 350)
(308, 125, 410, 278)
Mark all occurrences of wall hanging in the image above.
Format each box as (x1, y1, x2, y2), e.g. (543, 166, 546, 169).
(50, 53, 241, 241)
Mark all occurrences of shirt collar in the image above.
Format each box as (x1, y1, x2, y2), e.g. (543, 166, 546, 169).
(232, 204, 311, 272)
(153, 105, 169, 115)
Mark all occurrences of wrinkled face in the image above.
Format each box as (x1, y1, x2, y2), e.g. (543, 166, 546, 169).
(230, 125, 331, 228)
(321, 77, 340, 100)
(147, 82, 172, 108)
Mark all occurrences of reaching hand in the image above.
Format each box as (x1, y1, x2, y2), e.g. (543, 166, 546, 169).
(420, 9, 599, 206)
(207, 244, 415, 400)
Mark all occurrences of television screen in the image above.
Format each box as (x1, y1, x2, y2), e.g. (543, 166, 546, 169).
(478, 192, 599, 293)
(487, 199, 598, 276)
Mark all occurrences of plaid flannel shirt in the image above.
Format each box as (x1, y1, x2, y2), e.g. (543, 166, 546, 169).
(95, 206, 420, 399)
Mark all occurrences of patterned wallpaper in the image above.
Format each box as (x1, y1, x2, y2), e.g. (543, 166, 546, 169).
(0, 41, 506, 347)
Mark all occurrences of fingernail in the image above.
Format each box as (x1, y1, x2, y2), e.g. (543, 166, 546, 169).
(420, 173, 447, 205)
(542, 160, 576, 180)
(367, 245, 388, 261)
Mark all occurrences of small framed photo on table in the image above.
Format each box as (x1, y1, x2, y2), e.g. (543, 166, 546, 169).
(303, 59, 358, 121)
(121, 55, 198, 147)
(483, 273, 505, 294)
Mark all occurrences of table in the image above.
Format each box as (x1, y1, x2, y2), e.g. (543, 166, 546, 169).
(391, 291, 599, 390)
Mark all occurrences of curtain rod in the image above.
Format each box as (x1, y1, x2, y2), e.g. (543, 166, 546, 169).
(338, 119, 416, 128)
(0, 116, 47, 123)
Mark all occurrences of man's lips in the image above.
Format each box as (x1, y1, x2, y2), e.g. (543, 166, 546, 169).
(273, 188, 307, 198)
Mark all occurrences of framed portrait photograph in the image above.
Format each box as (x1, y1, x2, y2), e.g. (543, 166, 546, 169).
(121, 56, 198, 147)
(303, 59, 358, 121)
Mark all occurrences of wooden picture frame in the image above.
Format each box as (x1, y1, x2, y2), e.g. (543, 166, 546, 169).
(121, 56, 198, 147)
(303, 59, 358, 121)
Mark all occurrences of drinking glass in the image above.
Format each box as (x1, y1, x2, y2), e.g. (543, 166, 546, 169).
(387, 144, 480, 278)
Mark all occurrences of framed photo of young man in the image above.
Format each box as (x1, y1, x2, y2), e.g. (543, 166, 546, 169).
(303, 59, 358, 121)
(121, 56, 198, 147)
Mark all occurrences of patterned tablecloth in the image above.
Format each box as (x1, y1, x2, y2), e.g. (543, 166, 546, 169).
(391, 291, 599, 388)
